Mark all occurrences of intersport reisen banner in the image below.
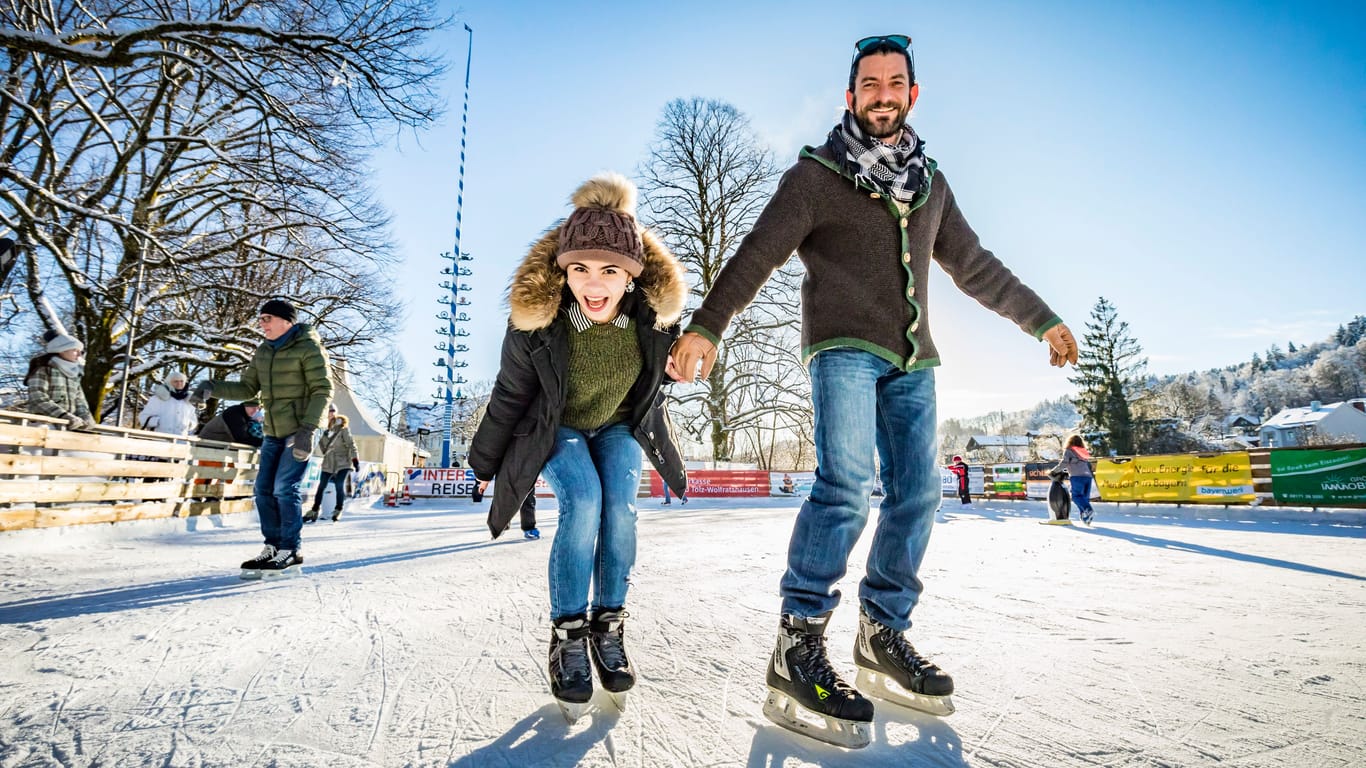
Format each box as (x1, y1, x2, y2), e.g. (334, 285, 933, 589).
(1269, 448, 1366, 506)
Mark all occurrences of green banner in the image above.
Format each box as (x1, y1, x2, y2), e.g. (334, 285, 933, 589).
(1269, 448, 1366, 505)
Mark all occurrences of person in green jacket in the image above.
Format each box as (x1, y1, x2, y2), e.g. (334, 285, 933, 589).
(193, 299, 333, 577)
(306, 406, 359, 523)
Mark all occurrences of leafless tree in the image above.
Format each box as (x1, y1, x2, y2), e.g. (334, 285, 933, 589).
(638, 97, 809, 462)
(352, 347, 415, 434)
(1, 0, 447, 417)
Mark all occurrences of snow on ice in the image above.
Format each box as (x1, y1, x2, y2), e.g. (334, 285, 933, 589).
(1, 497, 1364, 767)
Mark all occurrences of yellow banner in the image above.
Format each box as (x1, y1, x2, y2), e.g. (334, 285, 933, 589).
(1095, 453, 1255, 504)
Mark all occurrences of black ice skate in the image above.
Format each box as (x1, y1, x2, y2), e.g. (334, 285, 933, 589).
(763, 612, 874, 749)
(853, 609, 955, 716)
(590, 609, 634, 711)
(256, 549, 304, 579)
(549, 615, 594, 723)
(239, 545, 276, 580)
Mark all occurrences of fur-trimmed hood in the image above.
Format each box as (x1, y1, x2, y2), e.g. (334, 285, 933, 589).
(507, 174, 688, 332)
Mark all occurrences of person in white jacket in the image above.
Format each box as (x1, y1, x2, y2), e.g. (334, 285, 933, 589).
(138, 370, 199, 436)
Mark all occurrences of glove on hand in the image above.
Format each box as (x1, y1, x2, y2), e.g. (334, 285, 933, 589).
(291, 425, 315, 462)
(1043, 324, 1079, 368)
(67, 415, 86, 430)
(189, 380, 214, 405)
(352, 458, 360, 472)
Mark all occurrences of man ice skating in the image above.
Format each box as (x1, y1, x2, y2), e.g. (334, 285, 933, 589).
(193, 299, 333, 578)
(670, 34, 1078, 748)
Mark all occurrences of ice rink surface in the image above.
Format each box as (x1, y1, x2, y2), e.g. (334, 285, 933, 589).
(2, 496, 1363, 767)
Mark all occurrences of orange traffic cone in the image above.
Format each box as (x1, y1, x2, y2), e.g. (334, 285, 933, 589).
(400, 483, 413, 505)
(385, 488, 398, 507)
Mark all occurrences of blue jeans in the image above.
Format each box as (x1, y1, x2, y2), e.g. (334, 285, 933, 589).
(311, 468, 351, 512)
(1069, 476, 1094, 514)
(255, 436, 309, 551)
(541, 423, 642, 620)
(780, 349, 940, 632)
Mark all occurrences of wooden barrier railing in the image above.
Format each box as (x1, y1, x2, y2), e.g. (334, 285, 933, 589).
(0, 408, 259, 531)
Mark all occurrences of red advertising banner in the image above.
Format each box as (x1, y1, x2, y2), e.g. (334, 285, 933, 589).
(654, 469, 772, 497)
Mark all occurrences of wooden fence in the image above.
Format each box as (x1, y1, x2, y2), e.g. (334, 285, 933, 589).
(0, 408, 259, 531)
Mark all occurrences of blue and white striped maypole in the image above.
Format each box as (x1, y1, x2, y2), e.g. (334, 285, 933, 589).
(440, 23, 474, 469)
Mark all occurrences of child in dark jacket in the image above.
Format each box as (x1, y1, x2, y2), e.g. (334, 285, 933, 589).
(468, 173, 688, 722)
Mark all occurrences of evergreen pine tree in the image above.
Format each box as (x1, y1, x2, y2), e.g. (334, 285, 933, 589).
(1069, 297, 1148, 455)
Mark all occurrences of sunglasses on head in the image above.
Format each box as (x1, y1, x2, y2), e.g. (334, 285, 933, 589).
(855, 34, 911, 53)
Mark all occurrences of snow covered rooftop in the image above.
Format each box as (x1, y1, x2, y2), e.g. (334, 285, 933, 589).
(1262, 401, 1345, 429)
(965, 434, 1031, 448)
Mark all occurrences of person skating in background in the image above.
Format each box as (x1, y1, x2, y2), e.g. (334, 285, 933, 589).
(197, 400, 264, 447)
(468, 172, 688, 722)
(669, 34, 1079, 748)
(138, 370, 199, 436)
(1055, 435, 1096, 525)
(307, 405, 359, 522)
(24, 332, 96, 430)
(193, 299, 333, 578)
(948, 455, 971, 507)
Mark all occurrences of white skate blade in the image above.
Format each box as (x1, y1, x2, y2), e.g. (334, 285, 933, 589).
(606, 690, 628, 712)
(855, 668, 955, 717)
(762, 687, 871, 749)
(258, 565, 304, 580)
(555, 697, 591, 723)
(239, 569, 263, 580)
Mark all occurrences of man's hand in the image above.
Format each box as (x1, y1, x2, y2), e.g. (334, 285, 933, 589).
(352, 458, 360, 472)
(669, 332, 718, 383)
(189, 380, 213, 406)
(291, 425, 315, 462)
(1043, 324, 1079, 368)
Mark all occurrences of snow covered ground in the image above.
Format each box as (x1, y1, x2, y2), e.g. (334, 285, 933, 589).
(2, 495, 1363, 767)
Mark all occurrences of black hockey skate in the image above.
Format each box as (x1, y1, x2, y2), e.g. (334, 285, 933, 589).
(549, 615, 594, 723)
(257, 549, 304, 579)
(763, 612, 874, 749)
(590, 609, 634, 711)
(239, 545, 277, 580)
(853, 609, 955, 716)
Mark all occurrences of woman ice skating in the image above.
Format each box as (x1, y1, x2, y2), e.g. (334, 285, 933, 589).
(468, 172, 688, 722)
(1055, 435, 1096, 525)
(307, 405, 359, 522)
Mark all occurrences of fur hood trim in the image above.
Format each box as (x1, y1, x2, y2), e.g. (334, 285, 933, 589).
(507, 180, 688, 332)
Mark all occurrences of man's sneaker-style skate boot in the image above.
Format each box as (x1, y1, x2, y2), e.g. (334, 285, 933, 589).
(239, 545, 277, 580)
(589, 609, 634, 711)
(257, 549, 304, 578)
(763, 612, 874, 749)
(549, 615, 594, 723)
(853, 608, 955, 716)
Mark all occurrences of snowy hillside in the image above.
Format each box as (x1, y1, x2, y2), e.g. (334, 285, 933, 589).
(2, 497, 1363, 767)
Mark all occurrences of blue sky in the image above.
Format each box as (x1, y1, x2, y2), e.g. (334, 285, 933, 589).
(370, 0, 1366, 420)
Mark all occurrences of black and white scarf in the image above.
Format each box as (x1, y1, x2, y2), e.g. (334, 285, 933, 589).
(829, 110, 928, 204)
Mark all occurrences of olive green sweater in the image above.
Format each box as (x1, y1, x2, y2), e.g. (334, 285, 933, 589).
(686, 141, 1062, 371)
(562, 318, 641, 430)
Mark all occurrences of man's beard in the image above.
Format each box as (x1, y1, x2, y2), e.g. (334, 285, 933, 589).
(854, 99, 910, 140)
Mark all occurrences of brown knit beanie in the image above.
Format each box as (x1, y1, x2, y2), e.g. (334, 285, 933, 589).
(556, 172, 645, 277)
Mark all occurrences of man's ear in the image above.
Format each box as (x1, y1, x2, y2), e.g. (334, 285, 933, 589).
(845, 89, 855, 112)
(910, 83, 920, 107)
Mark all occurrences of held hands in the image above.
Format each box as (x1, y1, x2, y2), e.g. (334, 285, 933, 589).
(668, 332, 718, 383)
(291, 425, 315, 462)
(1043, 324, 1079, 368)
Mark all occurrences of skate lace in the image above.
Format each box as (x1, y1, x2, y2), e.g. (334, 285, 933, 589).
(882, 629, 939, 675)
(798, 634, 858, 695)
(594, 630, 627, 670)
(254, 545, 276, 562)
(553, 637, 592, 683)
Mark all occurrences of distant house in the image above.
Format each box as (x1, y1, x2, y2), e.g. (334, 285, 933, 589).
(964, 434, 1032, 462)
(1222, 413, 1261, 437)
(1258, 399, 1366, 448)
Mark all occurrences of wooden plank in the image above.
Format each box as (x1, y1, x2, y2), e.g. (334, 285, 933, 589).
(177, 498, 255, 517)
(0, 408, 66, 426)
(0, 454, 188, 479)
(0, 480, 183, 504)
(185, 465, 258, 482)
(183, 482, 257, 500)
(42, 429, 192, 460)
(0, 507, 39, 532)
(36, 500, 176, 528)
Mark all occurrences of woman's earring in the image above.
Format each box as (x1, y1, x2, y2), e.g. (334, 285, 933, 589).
(625, 280, 636, 293)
